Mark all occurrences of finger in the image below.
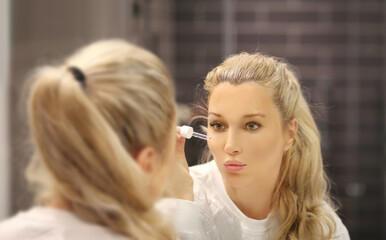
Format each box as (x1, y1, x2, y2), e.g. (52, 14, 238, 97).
(176, 126, 181, 136)
(176, 127, 186, 146)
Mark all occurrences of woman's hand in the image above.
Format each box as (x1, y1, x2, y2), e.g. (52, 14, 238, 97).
(165, 127, 194, 201)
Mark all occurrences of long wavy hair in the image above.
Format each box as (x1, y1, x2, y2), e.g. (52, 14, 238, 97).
(202, 52, 336, 240)
(25, 40, 176, 240)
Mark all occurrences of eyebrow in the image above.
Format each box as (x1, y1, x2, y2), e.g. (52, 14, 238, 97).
(208, 112, 266, 118)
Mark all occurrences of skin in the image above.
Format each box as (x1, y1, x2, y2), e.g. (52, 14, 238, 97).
(138, 117, 178, 200)
(166, 129, 194, 200)
(207, 82, 297, 220)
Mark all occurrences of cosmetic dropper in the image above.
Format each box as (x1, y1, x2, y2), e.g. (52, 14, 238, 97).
(179, 125, 214, 141)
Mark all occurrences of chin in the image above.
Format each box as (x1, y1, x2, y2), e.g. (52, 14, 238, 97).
(220, 171, 250, 188)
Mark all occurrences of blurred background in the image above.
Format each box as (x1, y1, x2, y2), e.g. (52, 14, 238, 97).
(0, 0, 385, 239)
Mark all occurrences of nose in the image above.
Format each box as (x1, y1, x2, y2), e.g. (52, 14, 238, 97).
(224, 130, 242, 155)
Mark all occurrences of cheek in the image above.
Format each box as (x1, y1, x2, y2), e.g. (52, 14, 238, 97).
(207, 133, 225, 157)
(161, 134, 177, 179)
(207, 141, 218, 157)
(167, 144, 176, 173)
(247, 131, 285, 165)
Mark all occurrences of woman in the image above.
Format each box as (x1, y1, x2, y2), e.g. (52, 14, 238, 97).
(0, 39, 185, 240)
(184, 52, 350, 239)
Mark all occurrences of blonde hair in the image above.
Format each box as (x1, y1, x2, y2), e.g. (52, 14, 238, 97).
(25, 40, 176, 239)
(203, 52, 336, 240)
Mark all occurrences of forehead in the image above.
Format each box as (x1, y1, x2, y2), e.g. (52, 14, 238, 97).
(208, 82, 279, 120)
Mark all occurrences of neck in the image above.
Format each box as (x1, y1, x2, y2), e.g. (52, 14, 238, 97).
(46, 195, 73, 211)
(224, 181, 275, 220)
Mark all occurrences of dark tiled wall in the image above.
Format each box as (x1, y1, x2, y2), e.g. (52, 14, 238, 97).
(175, 0, 385, 239)
(175, 0, 224, 102)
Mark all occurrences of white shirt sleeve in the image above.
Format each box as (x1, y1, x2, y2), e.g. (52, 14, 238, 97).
(156, 198, 210, 240)
(332, 213, 351, 240)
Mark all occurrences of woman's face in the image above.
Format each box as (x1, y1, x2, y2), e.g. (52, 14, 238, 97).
(151, 119, 177, 198)
(137, 117, 177, 200)
(207, 82, 292, 189)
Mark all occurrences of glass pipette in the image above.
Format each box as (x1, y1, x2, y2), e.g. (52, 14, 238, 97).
(179, 125, 214, 141)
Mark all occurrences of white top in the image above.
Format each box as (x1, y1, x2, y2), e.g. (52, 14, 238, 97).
(156, 198, 206, 239)
(0, 207, 130, 240)
(0, 161, 350, 240)
(0, 201, 204, 240)
(189, 160, 351, 240)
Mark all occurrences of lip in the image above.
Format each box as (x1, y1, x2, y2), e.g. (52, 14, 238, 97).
(223, 160, 247, 172)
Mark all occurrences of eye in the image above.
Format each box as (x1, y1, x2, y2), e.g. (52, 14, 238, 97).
(209, 121, 225, 131)
(245, 121, 261, 131)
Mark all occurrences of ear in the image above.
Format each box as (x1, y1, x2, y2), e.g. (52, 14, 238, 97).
(284, 118, 298, 151)
(135, 147, 157, 174)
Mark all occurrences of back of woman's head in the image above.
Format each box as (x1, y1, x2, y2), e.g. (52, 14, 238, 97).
(204, 52, 336, 240)
(26, 39, 176, 239)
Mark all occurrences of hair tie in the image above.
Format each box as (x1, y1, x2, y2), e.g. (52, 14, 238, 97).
(68, 66, 86, 87)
